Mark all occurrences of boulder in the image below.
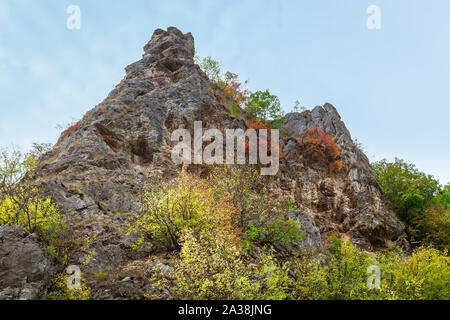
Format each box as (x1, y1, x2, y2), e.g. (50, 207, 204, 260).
(0, 225, 55, 300)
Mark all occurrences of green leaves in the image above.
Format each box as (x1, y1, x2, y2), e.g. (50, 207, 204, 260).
(245, 90, 284, 124)
(372, 158, 446, 248)
(194, 55, 222, 82)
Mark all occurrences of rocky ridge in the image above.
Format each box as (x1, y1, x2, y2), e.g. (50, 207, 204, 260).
(0, 27, 408, 299)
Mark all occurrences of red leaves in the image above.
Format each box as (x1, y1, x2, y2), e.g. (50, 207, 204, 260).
(245, 117, 283, 161)
(297, 126, 342, 172)
(212, 72, 249, 107)
(61, 121, 81, 139)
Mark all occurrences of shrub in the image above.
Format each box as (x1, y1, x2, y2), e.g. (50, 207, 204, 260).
(60, 121, 81, 139)
(0, 147, 63, 235)
(212, 72, 249, 107)
(245, 117, 284, 162)
(254, 253, 292, 300)
(195, 56, 249, 108)
(290, 253, 329, 300)
(46, 272, 91, 300)
(210, 165, 267, 228)
(194, 56, 221, 82)
(174, 228, 293, 300)
(243, 220, 304, 253)
(437, 184, 450, 210)
(289, 238, 449, 300)
(378, 246, 450, 300)
(297, 126, 342, 172)
(211, 165, 299, 252)
(321, 237, 378, 299)
(128, 169, 237, 250)
(0, 194, 63, 234)
(174, 227, 255, 299)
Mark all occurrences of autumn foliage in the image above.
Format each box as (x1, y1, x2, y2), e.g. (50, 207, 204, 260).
(212, 72, 249, 107)
(245, 117, 283, 161)
(61, 121, 81, 139)
(297, 126, 342, 172)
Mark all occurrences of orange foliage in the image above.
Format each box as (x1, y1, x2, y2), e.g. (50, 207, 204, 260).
(212, 72, 249, 107)
(247, 117, 270, 130)
(245, 117, 283, 161)
(297, 126, 342, 172)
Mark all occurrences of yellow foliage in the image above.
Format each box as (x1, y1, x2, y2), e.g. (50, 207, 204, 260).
(46, 272, 91, 300)
(0, 194, 63, 234)
(128, 170, 238, 250)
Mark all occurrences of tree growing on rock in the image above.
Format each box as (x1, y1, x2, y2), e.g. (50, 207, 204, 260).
(245, 90, 284, 127)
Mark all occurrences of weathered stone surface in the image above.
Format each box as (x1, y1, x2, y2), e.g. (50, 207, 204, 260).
(36, 27, 240, 270)
(286, 210, 323, 252)
(274, 104, 409, 251)
(32, 26, 408, 284)
(0, 226, 55, 300)
(145, 263, 175, 280)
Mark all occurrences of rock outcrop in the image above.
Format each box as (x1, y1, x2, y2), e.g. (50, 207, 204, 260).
(275, 105, 409, 251)
(36, 27, 242, 271)
(33, 26, 407, 276)
(0, 226, 55, 300)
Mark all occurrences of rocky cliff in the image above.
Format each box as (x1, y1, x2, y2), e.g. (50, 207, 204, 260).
(29, 27, 407, 282)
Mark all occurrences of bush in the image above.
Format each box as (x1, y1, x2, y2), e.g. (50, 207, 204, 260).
(195, 56, 249, 108)
(194, 56, 222, 82)
(245, 117, 284, 161)
(0, 147, 63, 235)
(254, 253, 292, 300)
(378, 246, 450, 300)
(210, 165, 267, 228)
(244, 220, 304, 253)
(174, 227, 255, 299)
(46, 272, 91, 300)
(297, 127, 342, 172)
(0, 195, 63, 234)
(289, 238, 449, 300)
(128, 169, 237, 250)
(290, 253, 329, 300)
(212, 72, 249, 108)
(60, 121, 81, 139)
(211, 166, 300, 252)
(174, 227, 293, 300)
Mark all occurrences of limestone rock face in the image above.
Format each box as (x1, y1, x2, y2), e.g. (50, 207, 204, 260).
(36, 27, 241, 270)
(286, 210, 323, 252)
(0, 226, 55, 300)
(276, 105, 408, 250)
(34, 26, 407, 273)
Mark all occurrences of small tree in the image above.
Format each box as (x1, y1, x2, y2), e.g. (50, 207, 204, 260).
(0, 147, 62, 234)
(194, 56, 222, 82)
(245, 90, 283, 124)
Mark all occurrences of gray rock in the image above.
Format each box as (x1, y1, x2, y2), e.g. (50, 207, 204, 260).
(31, 26, 408, 284)
(286, 210, 323, 252)
(279, 104, 408, 251)
(0, 225, 55, 300)
(145, 263, 175, 280)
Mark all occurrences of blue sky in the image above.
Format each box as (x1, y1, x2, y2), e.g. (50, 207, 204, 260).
(0, 0, 449, 184)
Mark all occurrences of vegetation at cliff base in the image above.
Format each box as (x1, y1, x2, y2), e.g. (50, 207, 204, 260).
(373, 158, 449, 250)
(130, 167, 449, 300)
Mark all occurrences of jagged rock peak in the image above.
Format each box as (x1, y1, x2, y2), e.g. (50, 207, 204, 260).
(143, 27, 195, 61)
(33, 27, 408, 277)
